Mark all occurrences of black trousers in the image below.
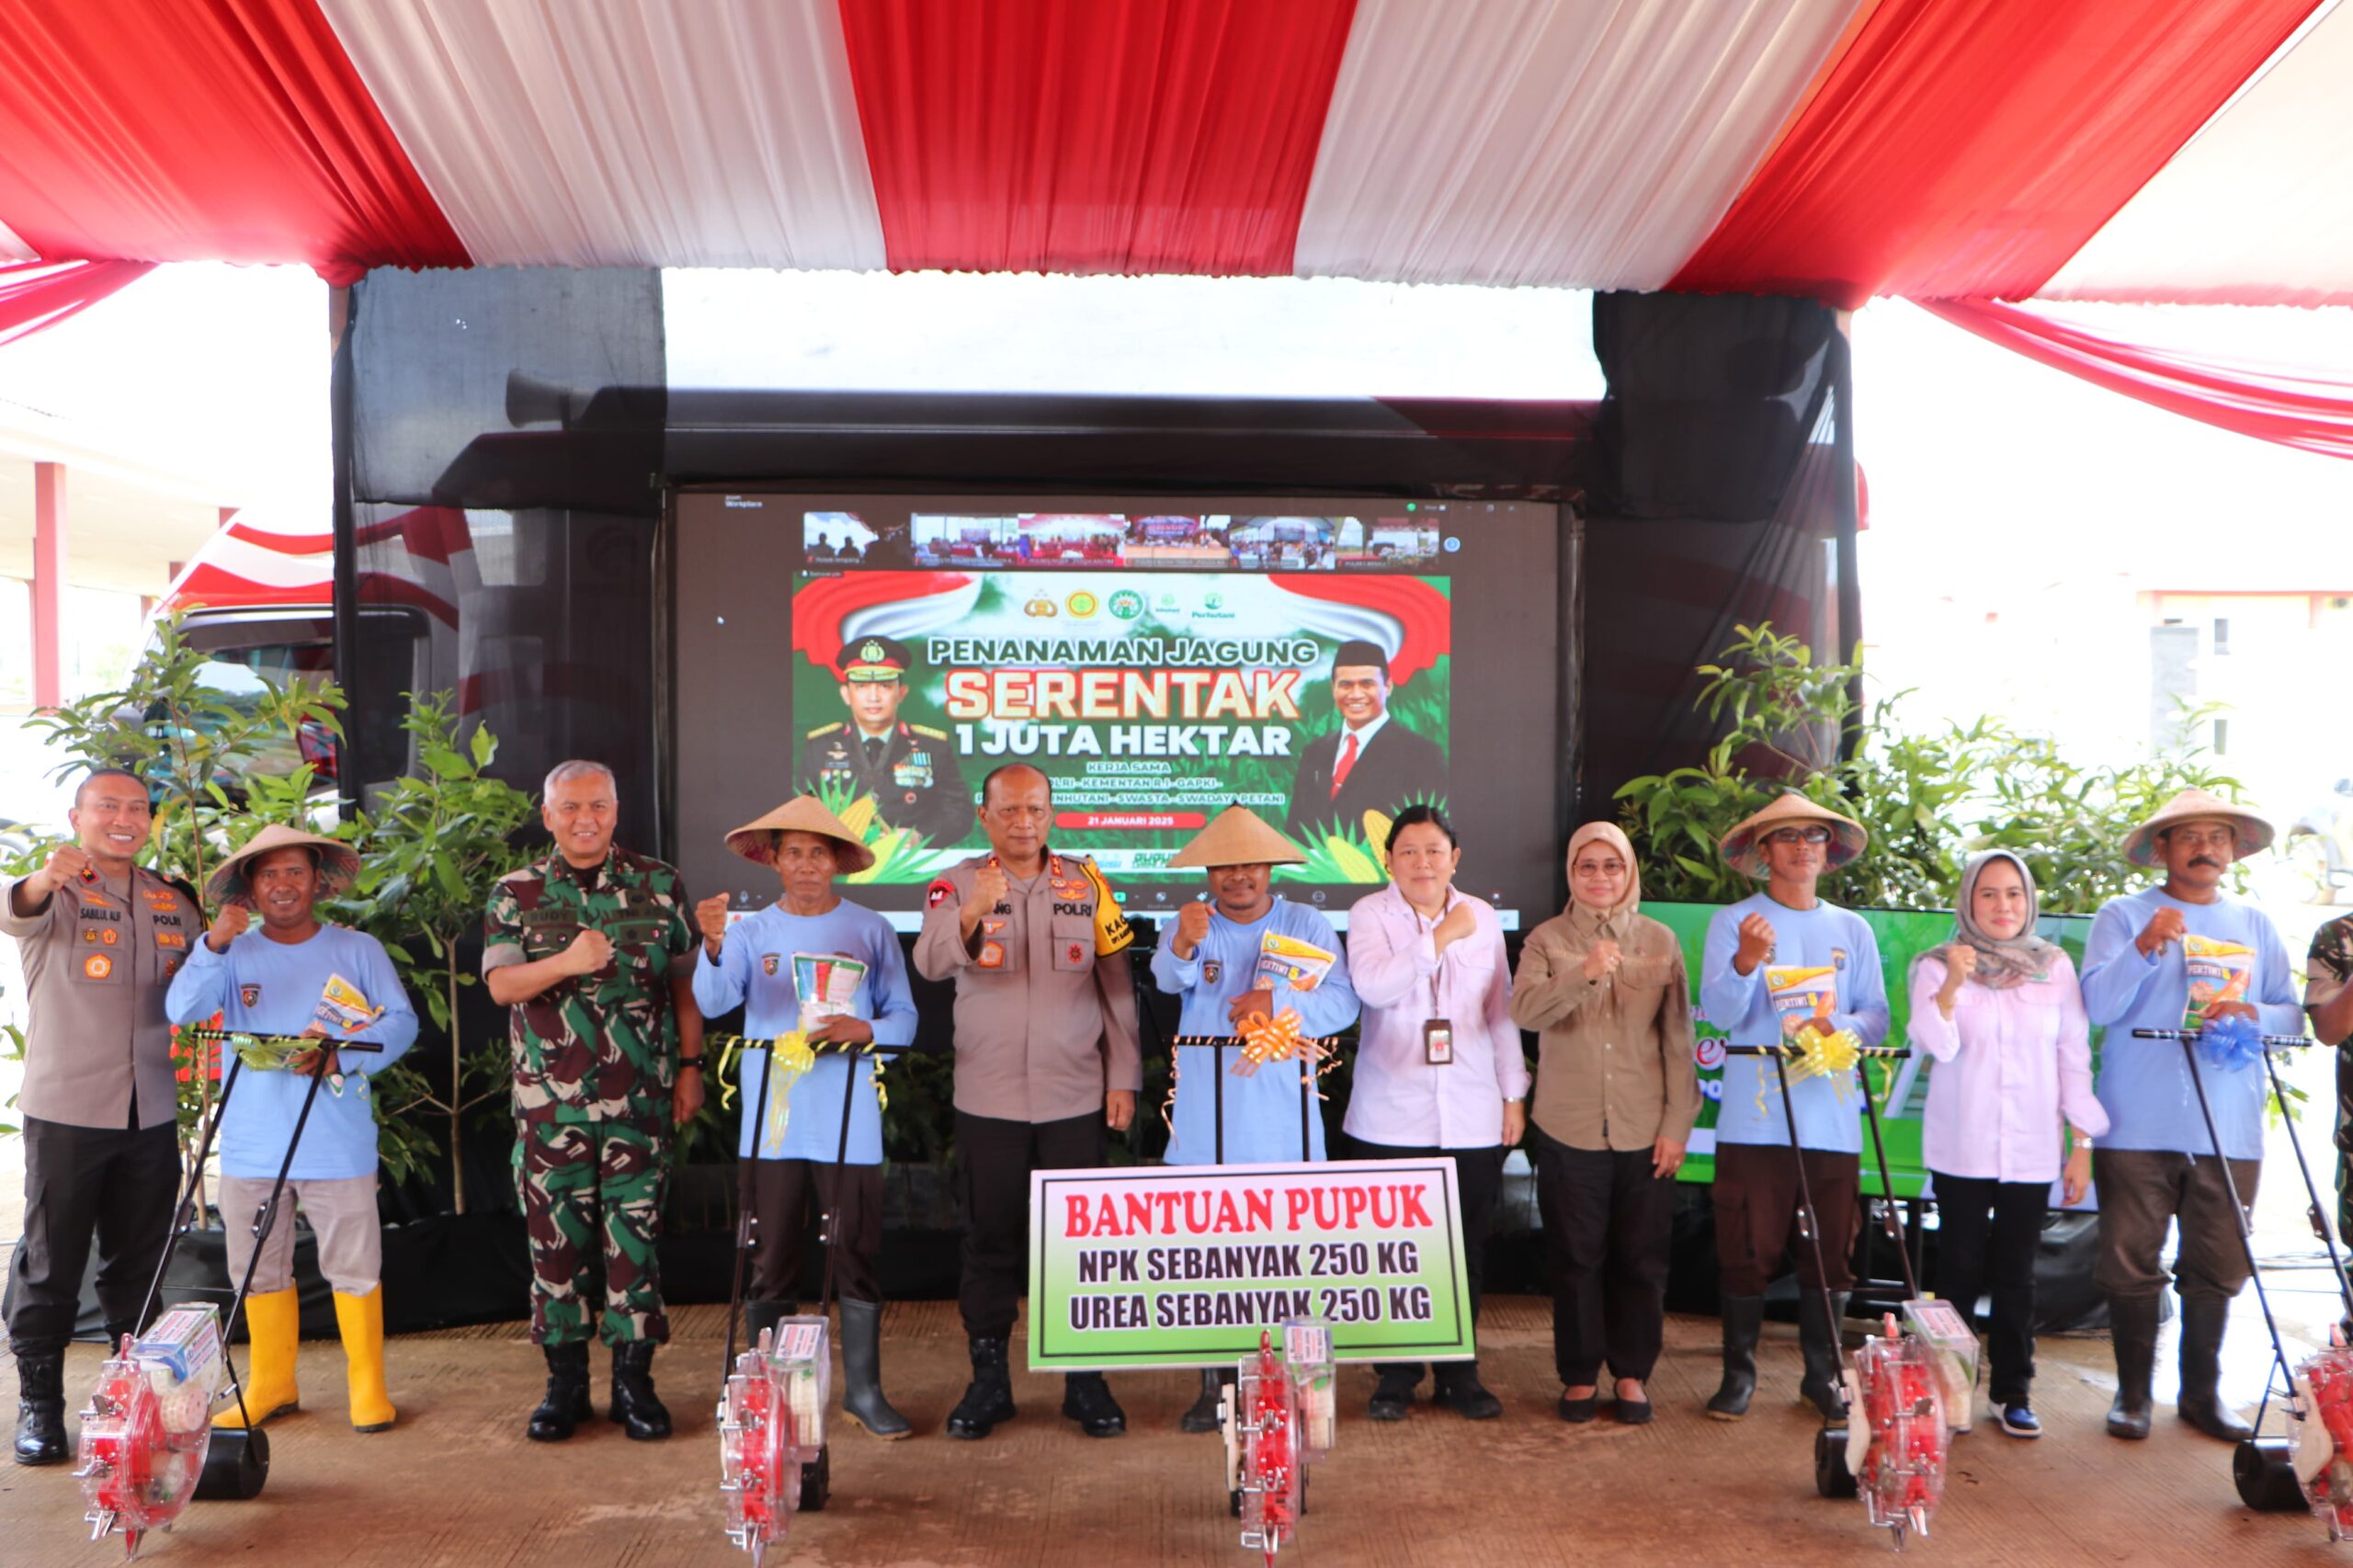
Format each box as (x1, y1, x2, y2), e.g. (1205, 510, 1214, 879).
(8, 1114, 178, 1358)
(750, 1159, 884, 1308)
(1529, 1128, 1675, 1387)
(1348, 1135, 1503, 1383)
(1928, 1170, 2045, 1403)
(955, 1108, 1106, 1340)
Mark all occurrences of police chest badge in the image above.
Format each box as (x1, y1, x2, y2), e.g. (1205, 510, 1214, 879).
(1064, 939, 1086, 968)
(1203, 960, 1222, 983)
(892, 751, 933, 789)
(84, 954, 113, 980)
(240, 983, 261, 1006)
(761, 953, 780, 977)
(1832, 948, 1849, 972)
(978, 917, 1009, 969)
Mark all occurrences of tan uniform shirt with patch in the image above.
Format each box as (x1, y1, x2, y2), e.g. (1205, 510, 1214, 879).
(1, 866, 201, 1131)
(1510, 904, 1699, 1153)
(913, 853, 1141, 1123)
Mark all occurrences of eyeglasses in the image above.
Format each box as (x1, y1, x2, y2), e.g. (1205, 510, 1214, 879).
(1762, 827, 1832, 846)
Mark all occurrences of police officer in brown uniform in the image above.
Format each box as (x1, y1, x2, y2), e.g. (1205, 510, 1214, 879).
(915, 763, 1141, 1439)
(3, 768, 201, 1464)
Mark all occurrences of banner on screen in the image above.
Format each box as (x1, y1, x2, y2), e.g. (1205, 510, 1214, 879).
(1027, 1159, 1475, 1370)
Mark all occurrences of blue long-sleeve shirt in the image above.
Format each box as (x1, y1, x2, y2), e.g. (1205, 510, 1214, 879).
(1699, 892, 1888, 1153)
(691, 900, 916, 1165)
(1150, 897, 1358, 1164)
(2079, 886, 2299, 1159)
(166, 925, 416, 1180)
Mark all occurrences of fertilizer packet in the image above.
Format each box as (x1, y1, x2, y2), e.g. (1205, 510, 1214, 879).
(767, 1315, 832, 1457)
(791, 953, 867, 1036)
(1901, 1297, 1981, 1435)
(312, 972, 382, 1036)
(1281, 1319, 1337, 1457)
(1257, 930, 1337, 993)
(2182, 936, 2255, 1030)
(1765, 964, 1840, 1041)
(131, 1304, 226, 1436)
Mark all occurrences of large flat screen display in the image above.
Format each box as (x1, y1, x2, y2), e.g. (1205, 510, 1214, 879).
(673, 494, 1564, 926)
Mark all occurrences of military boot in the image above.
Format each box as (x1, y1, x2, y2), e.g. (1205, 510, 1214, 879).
(946, 1336, 1016, 1439)
(609, 1341, 672, 1440)
(1181, 1368, 1230, 1434)
(1061, 1371, 1127, 1437)
(12, 1350, 68, 1466)
(527, 1342, 594, 1441)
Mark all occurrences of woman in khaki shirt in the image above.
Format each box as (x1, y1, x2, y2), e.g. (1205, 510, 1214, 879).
(1510, 822, 1699, 1425)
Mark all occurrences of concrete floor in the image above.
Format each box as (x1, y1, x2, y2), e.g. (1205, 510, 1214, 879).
(0, 1295, 2340, 1568)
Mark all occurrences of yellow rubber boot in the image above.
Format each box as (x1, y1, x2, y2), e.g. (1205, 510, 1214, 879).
(217, 1288, 301, 1428)
(334, 1287, 397, 1433)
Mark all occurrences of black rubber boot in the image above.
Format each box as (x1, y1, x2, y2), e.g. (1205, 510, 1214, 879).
(12, 1350, 68, 1466)
(1706, 1294, 1767, 1421)
(837, 1300, 911, 1439)
(1434, 1362, 1503, 1420)
(608, 1341, 672, 1440)
(2176, 1295, 2254, 1442)
(1181, 1368, 1230, 1434)
(1367, 1364, 1420, 1421)
(526, 1342, 594, 1442)
(1062, 1371, 1127, 1437)
(946, 1336, 1016, 1439)
(2104, 1294, 2158, 1440)
(742, 1299, 791, 1349)
(1798, 1291, 1849, 1421)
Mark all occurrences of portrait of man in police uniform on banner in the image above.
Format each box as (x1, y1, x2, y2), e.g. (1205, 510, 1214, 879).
(798, 634, 977, 849)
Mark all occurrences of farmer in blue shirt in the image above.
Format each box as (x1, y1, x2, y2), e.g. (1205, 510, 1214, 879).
(693, 796, 918, 1438)
(2079, 789, 2297, 1444)
(1150, 804, 1358, 1431)
(166, 824, 416, 1435)
(1698, 793, 1887, 1421)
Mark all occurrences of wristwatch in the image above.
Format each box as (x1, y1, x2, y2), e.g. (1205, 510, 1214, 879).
(678, 1059, 705, 1073)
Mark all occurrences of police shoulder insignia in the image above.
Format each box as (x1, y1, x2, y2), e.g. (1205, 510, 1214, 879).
(926, 877, 956, 910)
(909, 724, 949, 740)
(806, 722, 844, 739)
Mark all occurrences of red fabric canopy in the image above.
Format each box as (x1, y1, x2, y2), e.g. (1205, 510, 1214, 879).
(1921, 296, 2353, 461)
(0, 0, 466, 282)
(838, 0, 1359, 275)
(0, 257, 153, 347)
(1670, 0, 2325, 308)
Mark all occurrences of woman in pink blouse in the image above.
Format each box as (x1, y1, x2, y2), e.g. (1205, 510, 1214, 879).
(1346, 805, 1528, 1423)
(1909, 849, 2107, 1439)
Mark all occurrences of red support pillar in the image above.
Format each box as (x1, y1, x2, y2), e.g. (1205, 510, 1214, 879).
(31, 460, 65, 709)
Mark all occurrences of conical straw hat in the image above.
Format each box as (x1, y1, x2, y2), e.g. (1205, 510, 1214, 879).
(722, 796, 876, 873)
(2121, 787, 2272, 868)
(205, 822, 362, 904)
(1717, 791, 1868, 879)
(1167, 804, 1307, 869)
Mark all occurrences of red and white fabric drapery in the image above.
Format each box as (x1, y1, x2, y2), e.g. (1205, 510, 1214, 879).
(0, 0, 2348, 307)
(0, 258, 153, 348)
(1919, 297, 2353, 462)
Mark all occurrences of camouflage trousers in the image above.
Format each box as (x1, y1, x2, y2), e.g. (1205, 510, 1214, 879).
(517, 1114, 671, 1346)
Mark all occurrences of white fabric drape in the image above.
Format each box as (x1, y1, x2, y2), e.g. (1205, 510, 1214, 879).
(1291, 0, 1863, 288)
(317, 0, 886, 270)
(2040, 0, 2353, 306)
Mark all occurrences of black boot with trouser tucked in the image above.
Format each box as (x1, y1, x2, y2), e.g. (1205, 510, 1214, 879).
(528, 1342, 594, 1441)
(12, 1351, 68, 1466)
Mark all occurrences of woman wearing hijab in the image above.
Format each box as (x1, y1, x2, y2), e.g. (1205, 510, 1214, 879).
(1909, 849, 2107, 1438)
(1510, 823, 1699, 1425)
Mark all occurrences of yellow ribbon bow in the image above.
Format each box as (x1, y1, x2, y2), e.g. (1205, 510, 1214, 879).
(1786, 1027, 1862, 1087)
(1235, 1008, 1315, 1073)
(718, 1031, 819, 1152)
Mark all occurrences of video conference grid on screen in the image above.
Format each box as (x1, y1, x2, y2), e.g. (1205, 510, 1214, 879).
(674, 494, 1563, 924)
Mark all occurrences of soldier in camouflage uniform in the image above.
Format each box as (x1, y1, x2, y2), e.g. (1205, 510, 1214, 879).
(483, 759, 705, 1442)
(2308, 915, 2353, 1245)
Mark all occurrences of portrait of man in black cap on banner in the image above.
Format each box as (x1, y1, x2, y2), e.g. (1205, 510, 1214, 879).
(1284, 638, 1445, 842)
(798, 633, 976, 848)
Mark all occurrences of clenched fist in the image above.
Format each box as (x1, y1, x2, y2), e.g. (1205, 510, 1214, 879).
(563, 927, 615, 977)
(1432, 902, 1478, 952)
(205, 900, 252, 952)
(696, 892, 731, 952)
(35, 843, 95, 897)
(2136, 906, 2186, 959)
(1733, 912, 1777, 973)
(972, 863, 1010, 913)
(1582, 939, 1622, 983)
(1172, 900, 1212, 959)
